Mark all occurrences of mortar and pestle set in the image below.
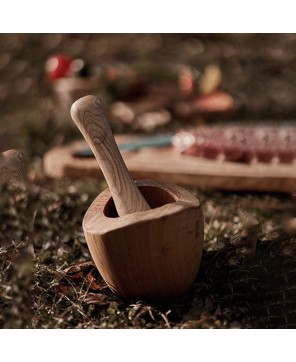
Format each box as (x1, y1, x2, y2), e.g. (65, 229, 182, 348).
(71, 95, 204, 299)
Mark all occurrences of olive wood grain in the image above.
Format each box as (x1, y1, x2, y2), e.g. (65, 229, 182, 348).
(71, 95, 150, 216)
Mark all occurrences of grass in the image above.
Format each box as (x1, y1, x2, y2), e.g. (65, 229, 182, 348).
(1, 176, 296, 329)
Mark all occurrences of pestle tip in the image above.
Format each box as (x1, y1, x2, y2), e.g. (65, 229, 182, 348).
(71, 95, 104, 118)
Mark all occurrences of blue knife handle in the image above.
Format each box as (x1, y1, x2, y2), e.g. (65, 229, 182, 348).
(73, 134, 173, 157)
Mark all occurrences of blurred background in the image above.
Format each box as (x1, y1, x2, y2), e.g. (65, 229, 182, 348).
(1, 33, 296, 165)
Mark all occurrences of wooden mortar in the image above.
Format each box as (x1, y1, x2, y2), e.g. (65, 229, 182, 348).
(71, 95, 204, 299)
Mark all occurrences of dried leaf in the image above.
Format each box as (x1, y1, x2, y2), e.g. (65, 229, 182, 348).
(55, 261, 95, 281)
(85, 271, 108, 291)
(56, 284, 73, 296)
(55, 261, 108, 292)
(79, 292, 109, 306)
(181, 320, 202, 329)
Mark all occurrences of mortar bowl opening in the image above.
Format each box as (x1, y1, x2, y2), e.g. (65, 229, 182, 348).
(103, 185, 176, 218)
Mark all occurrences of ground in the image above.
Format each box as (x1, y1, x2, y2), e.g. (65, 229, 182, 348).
(1, 34, 296, 328)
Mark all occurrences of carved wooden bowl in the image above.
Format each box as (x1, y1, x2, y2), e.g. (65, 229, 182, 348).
(83, 179, 204, 299)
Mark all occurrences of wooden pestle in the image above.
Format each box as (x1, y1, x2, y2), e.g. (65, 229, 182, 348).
(70, 95, 150, 216)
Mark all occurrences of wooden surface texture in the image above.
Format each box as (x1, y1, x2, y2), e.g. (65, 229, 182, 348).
(44, 136, 296, 193)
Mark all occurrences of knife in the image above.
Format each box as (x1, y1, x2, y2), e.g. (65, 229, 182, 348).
(73, 133, 174, 158)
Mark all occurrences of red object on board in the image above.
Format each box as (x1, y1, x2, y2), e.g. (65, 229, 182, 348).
(45, 54, 73, 80)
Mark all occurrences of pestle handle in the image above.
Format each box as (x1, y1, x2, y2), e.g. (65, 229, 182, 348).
(71, 95, 150, 216)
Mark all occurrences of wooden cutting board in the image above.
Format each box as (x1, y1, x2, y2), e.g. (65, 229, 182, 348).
(43, 135, 296, 193)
